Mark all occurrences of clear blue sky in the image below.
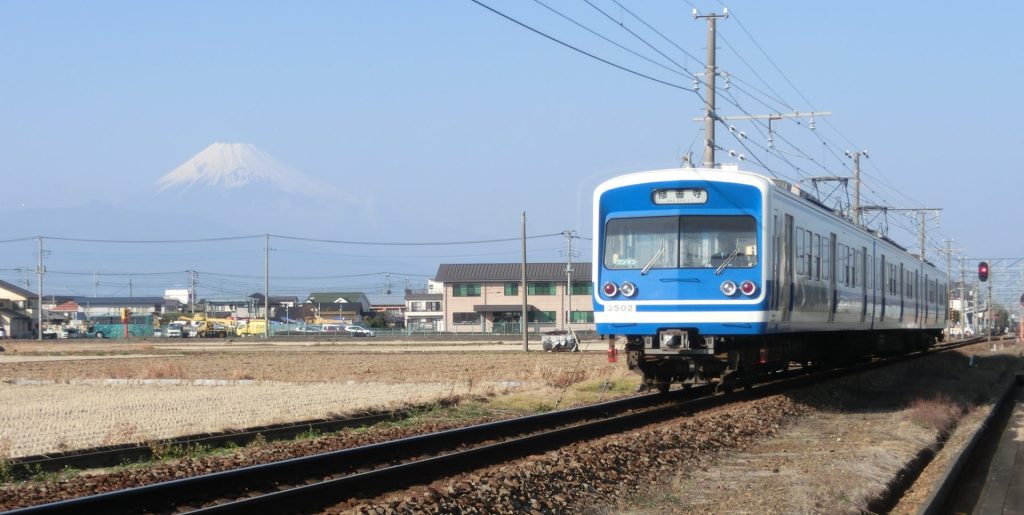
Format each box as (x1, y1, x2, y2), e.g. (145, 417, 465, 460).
(1, 1, 1021, 299)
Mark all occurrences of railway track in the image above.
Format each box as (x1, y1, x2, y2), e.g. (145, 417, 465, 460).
(8, 337, 984, 515)
(3, 409, 423, 480)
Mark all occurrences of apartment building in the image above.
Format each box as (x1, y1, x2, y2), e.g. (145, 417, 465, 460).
(434, 263, 593, 333)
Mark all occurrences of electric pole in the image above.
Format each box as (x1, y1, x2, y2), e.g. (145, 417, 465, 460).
(693, 8, 728, 168)
(189, 270, 197, 314)
(521, 212, 528, 351)
(859, 207, 941, 261)
(264, 234, 270, 339)
(938, 240, 964, 336)
(36, 236, 44, 341)
(845, 150, 868, 225)
(562, 230, 577, 330)
(988, 260, 994, 345)
(959, 257, 966, 334)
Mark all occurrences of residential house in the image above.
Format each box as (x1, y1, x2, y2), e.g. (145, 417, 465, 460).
(434, 263, 594, 333)
(404, 291, 443, 331)
(304, 292, 373, 323)
(0, 280, 38, 338)
(73, 297, 176, 319)
(249, 294, 300, 320)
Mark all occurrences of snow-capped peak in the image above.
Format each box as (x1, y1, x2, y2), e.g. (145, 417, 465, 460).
(156, 143, 325, 195)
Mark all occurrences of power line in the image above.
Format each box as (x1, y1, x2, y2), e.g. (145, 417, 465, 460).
(467, 0, 696, 92)
(528, 0, 691, 80)
(269, 232, 564, 246)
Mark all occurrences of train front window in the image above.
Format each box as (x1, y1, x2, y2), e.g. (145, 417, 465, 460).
(680, 216, 757, 268)
(604, 215, 757, 269)
(604, 216, 679, 270)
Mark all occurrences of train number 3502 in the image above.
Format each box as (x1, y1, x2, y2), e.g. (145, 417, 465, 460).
(605, 303, 636, 312)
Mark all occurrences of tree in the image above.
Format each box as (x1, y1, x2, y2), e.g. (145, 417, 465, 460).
(363, 313, 387, 329)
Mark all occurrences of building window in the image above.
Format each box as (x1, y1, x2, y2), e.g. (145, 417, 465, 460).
(453, 312, 478, 324)
(528, 282, 556, 295)
(527, 311, 556, 323)
(452, 283, 481, 297)
(570, 282, 593, 295)
(569, 310, 594, 323)
(504, 282, 519, 296)
(426, 301, 441, 311)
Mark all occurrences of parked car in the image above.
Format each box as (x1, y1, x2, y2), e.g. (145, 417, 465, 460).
(345, 325, 375, 337)
(165, 322, 187, 338)
(42, 328, 58, 339)
(58, 327, 81, 339)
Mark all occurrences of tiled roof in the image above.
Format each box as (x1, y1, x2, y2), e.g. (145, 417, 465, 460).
(0, 307, 31, 320)
(434, 263, 591, 283)
(305, 292, 370, 305)
(73, 297, 166, 306)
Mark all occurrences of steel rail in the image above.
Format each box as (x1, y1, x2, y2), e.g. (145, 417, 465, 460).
(186, 338, 990, 514)
(5, 411, 409, 479)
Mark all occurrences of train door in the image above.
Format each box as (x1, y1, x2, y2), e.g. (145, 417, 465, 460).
(828, 233, 837, 322)
(879, 255, 886, 321)
(771, 212, 780, 312)
(899, 263, 905, 322)
(781, 214, 794, 322)
(925, 274, 933, 323)
(911, 270, 917, 324)
(860, 246, 868, 322)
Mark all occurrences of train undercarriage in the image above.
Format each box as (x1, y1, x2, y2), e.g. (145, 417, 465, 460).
(620, 329, 943, 394)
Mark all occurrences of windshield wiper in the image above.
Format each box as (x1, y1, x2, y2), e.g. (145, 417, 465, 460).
(640, 245, 666, 276)
(715, 248, 742, 275)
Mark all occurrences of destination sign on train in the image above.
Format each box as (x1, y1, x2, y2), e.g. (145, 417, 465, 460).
(652, 188, 708, 205)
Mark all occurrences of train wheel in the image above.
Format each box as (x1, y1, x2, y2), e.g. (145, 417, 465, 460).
(655, 382, 671, 394)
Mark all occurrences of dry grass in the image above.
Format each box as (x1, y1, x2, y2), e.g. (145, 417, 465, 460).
(904, 394, 963, 432)
(143, 362, 187, 379)
(0, 348, 635, 458)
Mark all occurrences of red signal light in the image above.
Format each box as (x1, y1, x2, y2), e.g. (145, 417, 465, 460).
(978, 261, 989, 282)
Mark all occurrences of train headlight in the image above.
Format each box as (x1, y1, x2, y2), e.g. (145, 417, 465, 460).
(602, 281, 618, 297)
(720, 280, 738, 296)
(620, 281, 637, 297)
(740, 280, 757, 296)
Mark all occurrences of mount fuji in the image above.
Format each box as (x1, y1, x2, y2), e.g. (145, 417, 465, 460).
(156, 142, 332, 197)
(140, 142, 362, 232)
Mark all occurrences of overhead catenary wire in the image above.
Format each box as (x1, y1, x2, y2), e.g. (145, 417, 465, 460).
(467, 0, 698, 92)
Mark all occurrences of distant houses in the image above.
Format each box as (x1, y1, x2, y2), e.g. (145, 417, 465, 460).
(0, 262, 597, 337)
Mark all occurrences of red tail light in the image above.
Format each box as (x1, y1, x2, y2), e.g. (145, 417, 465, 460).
(740, 280, 757, 296)
(602, 282, 618, 297)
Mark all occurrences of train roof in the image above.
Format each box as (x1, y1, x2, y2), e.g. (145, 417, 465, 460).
(596, 166, 939, 269)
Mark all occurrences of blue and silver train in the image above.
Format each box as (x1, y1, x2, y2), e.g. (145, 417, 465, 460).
(592, 166, 948, 392)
